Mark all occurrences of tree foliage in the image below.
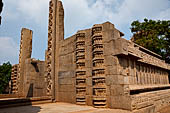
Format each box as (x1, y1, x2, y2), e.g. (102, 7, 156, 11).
(131, 19, 170, 63)
(0, 62, 12, 94)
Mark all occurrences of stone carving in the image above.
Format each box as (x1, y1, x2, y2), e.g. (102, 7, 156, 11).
(93, 51, 103, 59)
(11, 64, 18, 94)
(92, 69, 105, 77)
(9, 1, 170, 112)
(93, 78, 106, 86)
(92, 27, 102, 35)
(45, 0, 55, 96)
(45, 0, 64, 100)
(93, 59, 104, 67)
(93, 88, 106, 96)
(76, 79, 86, 86)
(75, 32, 86, 105)
(92, 26, 106, 107)
(76, 71, 86, 78)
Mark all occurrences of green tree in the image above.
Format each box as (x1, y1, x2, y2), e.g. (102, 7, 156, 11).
(0, 62, 12, 94)
(131, 19, 170, 63)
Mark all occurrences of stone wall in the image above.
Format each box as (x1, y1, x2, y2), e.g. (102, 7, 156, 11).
(55, 21, 170, 113)
(0, 94, 19, 99)
(24, 59, 46, 97)
(8, 1, 170, 113)
(100, 22, 170, 112)
(10, 28, 46, 98)
(58, 35, 76, 103)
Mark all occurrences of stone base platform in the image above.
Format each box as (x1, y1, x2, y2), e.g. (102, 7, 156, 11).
(0, 96, 52, 108)
(0, 102, 131, 113)
(1, 100, 170, 113)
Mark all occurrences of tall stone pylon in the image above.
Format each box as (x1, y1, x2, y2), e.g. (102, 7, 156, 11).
(45, 0, 64, 101)
(17, 28, 33, 97)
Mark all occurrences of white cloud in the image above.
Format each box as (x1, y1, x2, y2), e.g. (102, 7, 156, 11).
(63, 0, 95, 37)
(62, 0, 170, 38)
(111, 0, 170, 22)
(154, 8, 170, 20)
(4, 0, 50, 24)
(63, 0, 122, 37)
(16, 0, 50, 24)
(0, 0, 170, 64)
(0, 37, 19, 64)
(3, 0, 170, 38)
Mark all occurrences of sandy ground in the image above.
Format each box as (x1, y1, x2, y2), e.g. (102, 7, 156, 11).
(158, 106, 170, 113)
(0, 98, 18, 100)
(0, 102, 131, 113)
(1, 102, 170, 113)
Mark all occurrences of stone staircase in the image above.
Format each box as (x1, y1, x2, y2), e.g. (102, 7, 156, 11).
(0, 97, 52, 108)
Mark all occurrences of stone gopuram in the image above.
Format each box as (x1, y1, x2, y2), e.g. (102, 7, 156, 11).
(10, 0, 170, 113)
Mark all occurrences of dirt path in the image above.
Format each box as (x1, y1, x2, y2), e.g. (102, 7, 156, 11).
(0, 102, 130, 113)
(158, 106, 170, 113)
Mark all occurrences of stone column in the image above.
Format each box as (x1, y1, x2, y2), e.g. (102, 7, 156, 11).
(45, 0, 64, 101)
(18, 28, 32, 97)
(55, 0, 64, 101)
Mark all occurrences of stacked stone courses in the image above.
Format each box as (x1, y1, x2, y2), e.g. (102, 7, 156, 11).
(11, 28, 47, 98)
(75, 32, 87, 105)
(92, 25, 107, 108)
(11, 64, 18, 94)
(45, 0, 54, 96)
(10, 0, 170, 112)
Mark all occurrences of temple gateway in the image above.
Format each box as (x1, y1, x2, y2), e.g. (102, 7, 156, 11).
(10, 0, 170, 113)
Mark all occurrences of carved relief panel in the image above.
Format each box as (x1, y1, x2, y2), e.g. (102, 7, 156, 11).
(92, 26, 106, 107)
(75, 32, 86, 105)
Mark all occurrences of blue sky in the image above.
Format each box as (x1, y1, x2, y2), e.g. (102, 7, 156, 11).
(0, 0, 170, 64)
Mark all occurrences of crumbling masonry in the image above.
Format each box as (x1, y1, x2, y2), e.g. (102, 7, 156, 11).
(10, 0, 170, 112)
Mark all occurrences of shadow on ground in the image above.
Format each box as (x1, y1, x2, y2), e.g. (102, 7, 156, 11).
(0, 105, 41, 113)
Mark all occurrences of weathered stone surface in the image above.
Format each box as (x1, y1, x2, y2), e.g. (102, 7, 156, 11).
(10, 64, 19, 94)
(9, 1, 170, 113)
(17, 28, 32, 97)
(24, 58, 46, 97)
(110, 95, 132, 110)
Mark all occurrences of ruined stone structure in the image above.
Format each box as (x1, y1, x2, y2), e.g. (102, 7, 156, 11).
(11, 64, 18, 94)
(17, 28, 33, 97)
(44, 0, 64, 100)
(10, 0, 170, 112)
(11, 28, 46, 98)
(24, 58, 46, 97)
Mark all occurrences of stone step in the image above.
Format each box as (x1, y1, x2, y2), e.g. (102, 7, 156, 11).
(0, 97, 52, 109)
